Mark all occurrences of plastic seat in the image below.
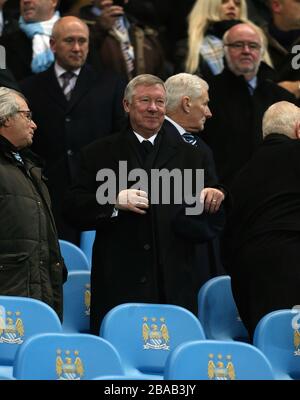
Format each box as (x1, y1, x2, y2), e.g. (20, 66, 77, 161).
(62, 271, 91, 333)
(13, 333, 124, 380)
(0, 296, 62, 379)
(253, 309, 300, 380)
(198, 275, 249, 341)
(100, 303, 206, 379)
(80, 230, 96, 267)
(164, 340, 275, 380)
(59, 239, 90, 271)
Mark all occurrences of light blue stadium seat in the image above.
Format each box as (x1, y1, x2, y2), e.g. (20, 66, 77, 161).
(0, 296, 62, 379)
(198, 276, 249, 341)
(253, 309, 300, 380)
(100, 303, 206, 380)
(59, 239, 90, 271)
(164, 340, 275, 380)
(62, 271, 91, 333)
(80, 230, 96, 267)
(13, 333, 124, 380)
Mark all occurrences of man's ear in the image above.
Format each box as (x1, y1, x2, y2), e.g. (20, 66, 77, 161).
(123, 98, 130, 113)
(295, 121, 300, 139)
(50, 37, 55, 52)
(271, 0, 282, 14)
(182, 96, 190, 114)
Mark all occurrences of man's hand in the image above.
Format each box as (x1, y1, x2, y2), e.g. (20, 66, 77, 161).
(200, 188, 224, 214)
(116, 189, 149, 214)
(96, 0, 125, 30)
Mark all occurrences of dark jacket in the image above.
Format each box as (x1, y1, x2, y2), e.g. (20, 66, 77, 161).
(202, 63, 295, 187)
(80, 6, 168, 81)
(0, 135, 66, 320)
(64, 125, 225, 333)
(20, 63, 126, 243)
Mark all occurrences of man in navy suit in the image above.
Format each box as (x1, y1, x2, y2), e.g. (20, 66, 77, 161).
(20, 16, 125, 244)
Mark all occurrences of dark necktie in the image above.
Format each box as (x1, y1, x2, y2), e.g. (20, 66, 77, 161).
(182, 132, 200, 147)
(61, 71, 75, 101)
(140, 140, 153, 164)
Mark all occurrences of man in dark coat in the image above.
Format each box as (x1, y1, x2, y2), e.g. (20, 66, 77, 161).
(20, 16, 125, 244)
(164, 72, 227, 285)
(224, 101, 300, 340)
(202, 22, 295, 187)
(0, 86, 66, 320)
(64, 74, 225, 334)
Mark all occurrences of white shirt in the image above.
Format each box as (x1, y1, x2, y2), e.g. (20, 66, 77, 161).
(54, 63, 81, 94)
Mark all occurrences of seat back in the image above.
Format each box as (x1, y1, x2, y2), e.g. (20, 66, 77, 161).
(164, 340, 275, 380)
(100, 303, 206, 378)
(0, 296, 62, 366)
(59, 240, 90, 271)
(253, 309, 300, 380)
(80, 230, 96, 267)
(14, 333, 124, 380)
(62, 271, 91, 333)
(198, 276, 249, 341)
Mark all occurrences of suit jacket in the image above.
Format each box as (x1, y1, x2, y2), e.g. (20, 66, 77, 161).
(63, 125, 225, 333)
(20, 63, 126, 243)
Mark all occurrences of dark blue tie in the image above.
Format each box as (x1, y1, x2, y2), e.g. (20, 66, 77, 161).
(182, 132, 200, 147)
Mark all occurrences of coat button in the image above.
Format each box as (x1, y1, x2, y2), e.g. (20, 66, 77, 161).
(65, 117, 71, 122)
(143, 244, 151, 250)
(67, 149, 74, 156)
(0, 265, 3, 270)
(40, 261, 44, 265)
(56, 262, 60, 267)
(139, 276, 147, 283)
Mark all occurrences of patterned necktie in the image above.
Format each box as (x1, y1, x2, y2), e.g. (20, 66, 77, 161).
(61, 71, 75, 101)
(114, 17, 134, 75)
(182, 132, 200, 147)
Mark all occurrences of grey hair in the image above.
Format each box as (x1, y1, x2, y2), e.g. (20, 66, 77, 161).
(165, 73, 209, 112)
(124, 74, 166, 103)
(262, 101, 300, 138)
(0, 87, 26, 127)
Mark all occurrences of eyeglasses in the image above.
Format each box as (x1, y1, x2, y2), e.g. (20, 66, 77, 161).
(224, 41, 261, 51)
(17, 110, 33, 121)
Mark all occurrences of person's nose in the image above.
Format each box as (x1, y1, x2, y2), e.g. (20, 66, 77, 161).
(31, 120, 37, 130)
(147, 100, 158, 112)
(205, 106, 212, 119)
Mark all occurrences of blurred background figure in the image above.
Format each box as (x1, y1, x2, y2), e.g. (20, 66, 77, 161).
(202, 22, 295, 187)
(1, 0, 60, 82)
(76, 0, 169, 81)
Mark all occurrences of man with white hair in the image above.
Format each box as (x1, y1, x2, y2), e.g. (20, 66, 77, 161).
(224, 101, 300, 339)
(164, 72, 227, 285)
(202, 22, 295, 187)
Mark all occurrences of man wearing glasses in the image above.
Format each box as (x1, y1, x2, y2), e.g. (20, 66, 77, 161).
(202, 22, 295, 187)
(0, 86, 67, 320)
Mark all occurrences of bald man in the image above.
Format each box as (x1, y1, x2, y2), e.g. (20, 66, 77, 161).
(20, 16, 125, 244)
(225, 101, 300, 339)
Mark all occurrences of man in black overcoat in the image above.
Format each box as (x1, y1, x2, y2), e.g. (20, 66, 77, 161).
(64, 74, 226, 334)
(224, 101, 300, 340)
(202, 22, 296, 187)
(20, 16, 125, 244)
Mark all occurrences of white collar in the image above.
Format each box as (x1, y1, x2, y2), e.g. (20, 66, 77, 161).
(54, 62, 81, 79)
(133, 131, 157, 144)
(165, 115, 186, 136)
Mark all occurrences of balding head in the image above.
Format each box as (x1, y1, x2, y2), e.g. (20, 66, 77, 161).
(50, 16, 89, 70)
(262, 101, 300, 139)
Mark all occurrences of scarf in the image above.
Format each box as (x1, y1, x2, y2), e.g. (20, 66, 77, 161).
(19, 11, 60, 74)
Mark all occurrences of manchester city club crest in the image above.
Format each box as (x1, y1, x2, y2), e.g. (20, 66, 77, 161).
(56, 349, 84, 380)
(208, 353, 236, 380)
(0, 309, 24, 344)
(84, 283, 91, 316)
(142, 317, 170, 350)
(294, 329, 300, 356)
